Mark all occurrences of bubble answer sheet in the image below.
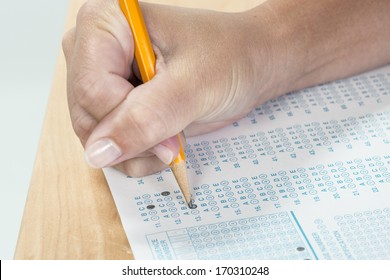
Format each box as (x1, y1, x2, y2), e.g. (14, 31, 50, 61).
(103, 65, 390, 260)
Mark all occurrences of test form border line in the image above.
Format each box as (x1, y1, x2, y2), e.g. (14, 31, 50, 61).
(290, 211, 319, 260)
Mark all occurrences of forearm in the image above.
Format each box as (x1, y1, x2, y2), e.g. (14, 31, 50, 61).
(247, 0, 390, 99)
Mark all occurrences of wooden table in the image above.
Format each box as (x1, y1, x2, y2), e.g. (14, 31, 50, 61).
(14, 0, 266, 259)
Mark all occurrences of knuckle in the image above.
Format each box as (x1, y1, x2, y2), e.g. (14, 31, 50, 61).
(72, 113, 96, 144)
(77, 1, 99, 25)
(72, 73, 102, 109)
(121, 161, 149, 178)
(62, 29, 75, 59)
(77, 1, 113, 32)
(116, 156, 167, 178)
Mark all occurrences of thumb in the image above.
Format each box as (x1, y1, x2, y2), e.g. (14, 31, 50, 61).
(83, 68, 197, 168)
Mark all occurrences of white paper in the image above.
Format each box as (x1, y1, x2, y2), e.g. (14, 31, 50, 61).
(103, 65, 390, 260)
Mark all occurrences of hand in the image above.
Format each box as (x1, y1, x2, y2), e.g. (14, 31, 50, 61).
(62, 0, 284, 177)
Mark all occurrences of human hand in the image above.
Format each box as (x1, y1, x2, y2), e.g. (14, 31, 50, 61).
(62, 0, 286, 177)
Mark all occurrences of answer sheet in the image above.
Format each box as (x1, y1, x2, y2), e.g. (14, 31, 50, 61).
(104, 65, 390, 260)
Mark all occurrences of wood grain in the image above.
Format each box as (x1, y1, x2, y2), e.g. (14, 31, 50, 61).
(14, 0, 265, 259)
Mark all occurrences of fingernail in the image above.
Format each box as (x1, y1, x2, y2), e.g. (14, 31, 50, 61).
(152, 144, 174, 165)
(84, 139, 122, 168)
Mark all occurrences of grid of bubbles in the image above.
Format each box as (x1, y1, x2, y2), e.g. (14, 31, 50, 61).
(251, 156, 390, 204)
(243, 68, 390, 122)
(313, 208, 390, 259)
(137, 156, 390, 225)
(171, 212, 311, 260)
(186, 111, 390, 173)
(335, 208, 390, 259)
(191, 156, 390, 213)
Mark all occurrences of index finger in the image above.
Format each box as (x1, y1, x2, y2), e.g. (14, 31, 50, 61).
(65, 0, 136, 121)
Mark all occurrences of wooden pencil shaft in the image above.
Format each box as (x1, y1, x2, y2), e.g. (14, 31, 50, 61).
(170, 160, 191, 204)
(119, 0, 191, 203)
(119, 0, 155, 82)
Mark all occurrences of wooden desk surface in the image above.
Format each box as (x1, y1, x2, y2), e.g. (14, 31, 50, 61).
(14, 0, 265, 259)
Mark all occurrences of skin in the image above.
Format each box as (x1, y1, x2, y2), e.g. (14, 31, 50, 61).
(62, 0, 390, 177)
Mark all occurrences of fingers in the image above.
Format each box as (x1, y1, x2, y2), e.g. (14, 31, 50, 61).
(84, 65, 199, 169)
(115, 155, 168, 178)
(72, 1, 133, 119)
(63, 0, 137, 146)
(151, 134, 182, 165)
(64, 1, 258, 177)
(63, 0, 195, 176)
(69, 103, 98, 144)
(62, 28, 76, 59)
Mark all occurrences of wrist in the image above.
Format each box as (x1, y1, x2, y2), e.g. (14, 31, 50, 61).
(242, 4, 304, 105)
(246, 0, 390, 102)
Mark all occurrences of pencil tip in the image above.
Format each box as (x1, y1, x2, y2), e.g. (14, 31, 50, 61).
(170, 159, 192, 207)
(187, 200, 197, 209)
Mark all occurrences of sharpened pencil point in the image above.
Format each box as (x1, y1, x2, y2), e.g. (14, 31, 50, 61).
(170, 134, 191, 205)
(170, 159, 191, 205)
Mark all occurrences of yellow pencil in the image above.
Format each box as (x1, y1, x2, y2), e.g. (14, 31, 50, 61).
(119, 0, 192, 206)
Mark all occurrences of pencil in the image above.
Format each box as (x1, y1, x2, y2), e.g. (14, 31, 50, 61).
(119, 0, 192, 206)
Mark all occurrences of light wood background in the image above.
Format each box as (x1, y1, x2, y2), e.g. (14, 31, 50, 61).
(14, 0, 266, 259)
